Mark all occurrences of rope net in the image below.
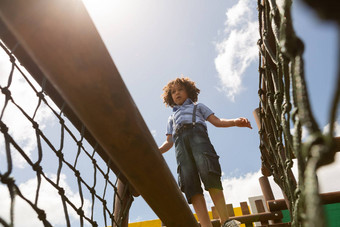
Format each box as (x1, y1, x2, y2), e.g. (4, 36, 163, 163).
(257, 0, 339, 226)
(0, 40, 133, 227)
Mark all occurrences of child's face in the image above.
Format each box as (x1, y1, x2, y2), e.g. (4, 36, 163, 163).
(171, 84, 188, 106)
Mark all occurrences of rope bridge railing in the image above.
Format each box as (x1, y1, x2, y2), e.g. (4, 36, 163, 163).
(0, 41, 133, 227)
(256, 0, 340, 226)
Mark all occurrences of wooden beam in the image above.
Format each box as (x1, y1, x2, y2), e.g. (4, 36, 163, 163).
(268, 191, 340, 212)
(229, 211, 283, 223)
(258, 224, 291, 227)
(0, 1, 198, 226)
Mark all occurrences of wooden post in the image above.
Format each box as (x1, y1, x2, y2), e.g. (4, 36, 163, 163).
(211, 206, 219, 220)
(113, 179, 132, 227)
(255, 199, 269, 226)
(253, 108, 271, 177)
(259, 176, 282, 224)
(226, 204, 235, 217)
(240, 202, 252, 227)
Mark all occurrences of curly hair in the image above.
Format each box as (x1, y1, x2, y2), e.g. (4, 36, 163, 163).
(162, 77, 200, 107)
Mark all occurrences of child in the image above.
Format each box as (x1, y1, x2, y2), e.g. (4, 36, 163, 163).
(159, 77, 252, 227)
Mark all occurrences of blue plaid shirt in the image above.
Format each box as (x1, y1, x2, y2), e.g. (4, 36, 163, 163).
(166, 98, 214, 136)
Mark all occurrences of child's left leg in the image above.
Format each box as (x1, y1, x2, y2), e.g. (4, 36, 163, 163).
(191, 193, 213, 227)
(208, 188, 229, 224)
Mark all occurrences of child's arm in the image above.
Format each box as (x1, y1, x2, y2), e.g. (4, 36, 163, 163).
(159, 134, 174, 154)
(207, 114, 252, 129)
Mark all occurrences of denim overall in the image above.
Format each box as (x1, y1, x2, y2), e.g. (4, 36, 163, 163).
(173, 104, 223, 203)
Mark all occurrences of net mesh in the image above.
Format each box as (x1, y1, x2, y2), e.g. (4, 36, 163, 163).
(257, 0, 340, 226)
(0, 40, 133, 227)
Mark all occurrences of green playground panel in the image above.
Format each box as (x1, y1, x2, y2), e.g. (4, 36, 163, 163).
(280, 203, 340, 226)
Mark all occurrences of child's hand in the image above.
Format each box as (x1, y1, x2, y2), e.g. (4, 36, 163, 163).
(234, 117, 252, 129)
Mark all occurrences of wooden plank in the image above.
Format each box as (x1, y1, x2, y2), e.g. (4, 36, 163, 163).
(255, 199, 269, 225)
(229, 211, 283, 223)
(227, 204, 235, 217)
(268, 191, 340, 212)
(240, 202, 251, 215)
(211, 219, 221, 227)
(0, 1, 198, 226)
(240, 202, 252, 227)
(258, 224, 290, 227)
(211, 206, 219, 219)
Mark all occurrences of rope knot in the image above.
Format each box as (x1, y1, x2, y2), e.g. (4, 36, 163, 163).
(1, 175, 15, 185)
(1, 87, 11, 97)
(32, 163, 43, 173)
(36, 91, 45, 100)
(258, 88, 264, 96)
(274, 92, 283, 102)
(282, 102, 292, 113)
(58, 187, 65, 196)
(59, 118, 65, 125)
(32, 121, 39, 130)
(74, 170, 80, 178)
(56, 151, 64, 159)
(77, 208, 84, 216)
(0, 122, 9, 133)
(37, 209, 47, 220)
(9, 55, 16, 63)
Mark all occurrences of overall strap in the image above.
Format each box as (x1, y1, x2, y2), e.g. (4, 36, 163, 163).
(192, 104, 197, 126)
(172, 114, 176, 133)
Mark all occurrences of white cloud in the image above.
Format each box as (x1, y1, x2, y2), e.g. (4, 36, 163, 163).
(215, 0, 259, 101)
(0, 174, 91, 227)
(203, 121, 340, 210)
(0, 52, 55, 168)
(290, 125, 308, 141)
(318, 153, 340, 193)
(318, 120, 340, 192)
(203, 157, 340, 211)
(204, 170, 285, 210)
(290, 120, 339, 142)
(322, 120, 340, 136)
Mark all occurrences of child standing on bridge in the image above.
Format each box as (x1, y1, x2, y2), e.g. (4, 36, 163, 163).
(159, 77, 252, 227)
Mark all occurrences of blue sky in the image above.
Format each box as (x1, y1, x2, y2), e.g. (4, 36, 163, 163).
(0, 0, 339, 225)
(80, 0, 340, 222)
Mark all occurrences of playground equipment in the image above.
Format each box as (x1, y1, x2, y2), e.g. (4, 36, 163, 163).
(0, 0, 339, 226)
(0, 0, 197, 226)
(255, 0, 340, 226)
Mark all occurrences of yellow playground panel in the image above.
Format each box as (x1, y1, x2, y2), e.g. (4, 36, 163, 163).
(128, 207, 248, 227)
